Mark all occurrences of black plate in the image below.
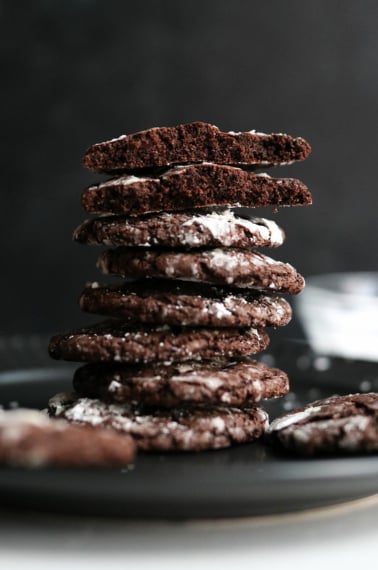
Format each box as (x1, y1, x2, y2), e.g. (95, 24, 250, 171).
(1, 339, 378, 519)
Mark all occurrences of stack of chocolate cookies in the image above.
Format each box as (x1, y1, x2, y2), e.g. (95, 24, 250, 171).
(48, 122, 312, 453)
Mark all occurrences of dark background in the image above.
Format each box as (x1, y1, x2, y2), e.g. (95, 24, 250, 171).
(2, 0, 378, 335)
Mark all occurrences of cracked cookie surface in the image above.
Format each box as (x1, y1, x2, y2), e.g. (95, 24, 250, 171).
(74, 210, 285, 249)
(0, 409, 136, 467)
(48, 391, 269, 451)
(79, 280, 292, 328)
(73, 358, 289, 407)
(48, 320, 269, 364)
(267, 393, 378, 456)
(98, 248, 305, 294)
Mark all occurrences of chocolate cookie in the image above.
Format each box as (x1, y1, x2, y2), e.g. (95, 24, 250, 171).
(48, 320, 269, 364)
(97, 248, 305, 294)
(73, 358, 289, 407)
(80, 280, 292, 328)
(267, 393, 378, 456)
(82, 122, 311, 171)
(74, 210, 285, 249)
(81, 164, 312, 216)
(48, 392, 269, 451)
(0, 409, 136, 467)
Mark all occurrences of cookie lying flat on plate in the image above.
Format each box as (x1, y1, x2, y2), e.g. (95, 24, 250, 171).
(82, 122, 311, 171)
(73, 210, 285, 249)
(81, 164, 312, 216)
(48, 320, 269, 364)
(266, 393, 378, 456)
(0, 409, 136, 467)
(80, 281, 292, 328)
(73, 358, 289, 407)
(48, 392, 269, 452)
(97, 248, 305, 294)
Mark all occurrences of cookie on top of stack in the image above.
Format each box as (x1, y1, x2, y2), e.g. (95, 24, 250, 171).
(48, 122, 312, 453)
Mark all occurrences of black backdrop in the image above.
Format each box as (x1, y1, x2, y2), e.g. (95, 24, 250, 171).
(2, 0, 378, 334)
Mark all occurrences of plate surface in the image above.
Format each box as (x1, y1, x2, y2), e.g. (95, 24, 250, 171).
(1, 339, 378, 519)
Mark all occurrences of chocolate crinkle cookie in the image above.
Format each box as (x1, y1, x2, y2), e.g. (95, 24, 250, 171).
(48, 391, 269, 452)
(266, 393, 378, 456)
(73, 358, 289, 408)
(82, 122, 311, 172)
(79, 280, 292, 328)
(48, 320, 270, 364)
(80, 164, 312, 216)
(97, 247, 305, 294)
(0, 409, 136, 467)
(73, 210, 285, 249)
